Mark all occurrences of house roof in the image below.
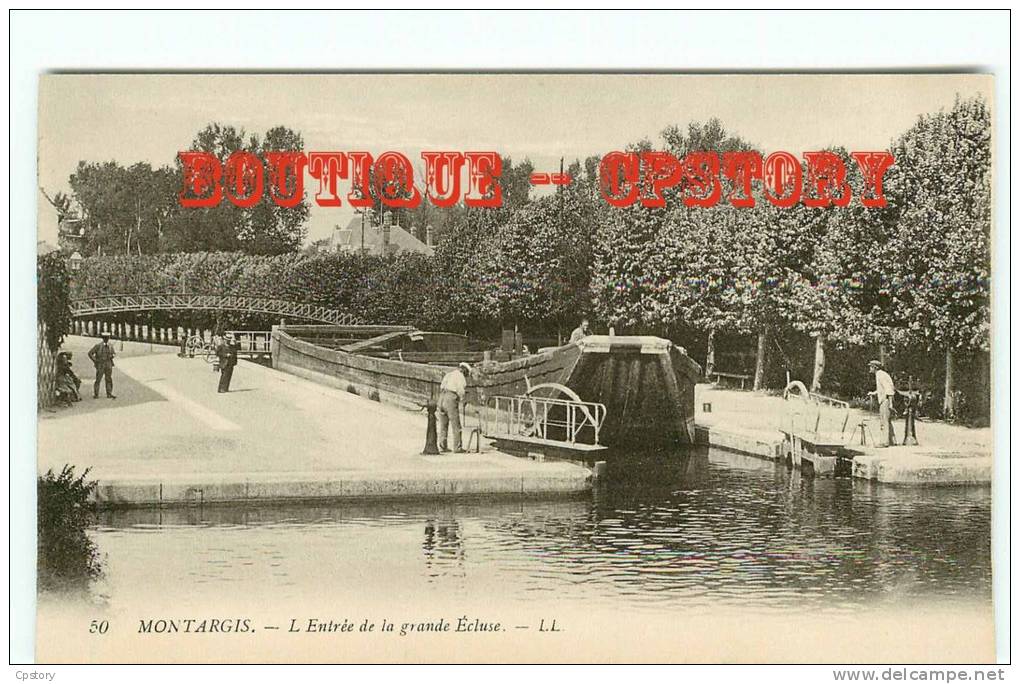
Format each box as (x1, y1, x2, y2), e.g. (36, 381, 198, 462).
(37, 240, 61, 255)
(332, 216, 433, 255)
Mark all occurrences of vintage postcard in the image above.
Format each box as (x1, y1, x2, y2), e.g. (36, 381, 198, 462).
(33, 73, 995, 663)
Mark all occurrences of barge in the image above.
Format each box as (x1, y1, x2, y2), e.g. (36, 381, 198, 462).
(271, 324, 702, 449)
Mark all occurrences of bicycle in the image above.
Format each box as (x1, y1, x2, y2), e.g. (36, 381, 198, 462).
(183, 335, 217, 364)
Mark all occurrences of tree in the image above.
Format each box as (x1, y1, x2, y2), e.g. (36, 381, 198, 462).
(471, 186, 595, 334)
(246, 126, 310, 254)
(657, 205, 742, 378)
(500, 156, 535, 209)
(40, 188, 74, 220)
(430, 206, 505, 333)
(661, 117, 754, 159)
(169, 122, 310, 254)
(606, 119, 758, 381)
(883, 96, 991, 418)
(661, 119, 761, 379)
(67, 121, 312, 256)
(591, 201, 668, 331)
(724, 199, 803, 390)
(787, 149, 902, 392)
(68, 161, 179, 255)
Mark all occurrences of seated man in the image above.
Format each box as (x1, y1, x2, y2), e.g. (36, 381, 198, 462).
(54, 351, 82, 405)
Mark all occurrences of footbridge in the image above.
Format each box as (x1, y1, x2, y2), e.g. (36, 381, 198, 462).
(70, 293, 361, 326)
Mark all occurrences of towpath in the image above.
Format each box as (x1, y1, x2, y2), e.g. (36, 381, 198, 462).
(39, 337, 591, 504)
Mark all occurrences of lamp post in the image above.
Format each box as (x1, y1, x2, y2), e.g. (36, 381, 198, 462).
(382, 210, 393, 255)
(66, 251, 82, 336)
(353, 207, 368, 253)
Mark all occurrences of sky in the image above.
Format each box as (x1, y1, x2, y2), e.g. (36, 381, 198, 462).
(37, 73, 992, 246)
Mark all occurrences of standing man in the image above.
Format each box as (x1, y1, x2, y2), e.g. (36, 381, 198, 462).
(88, 330, 117, 399)
(217, 332, 239, 393)
(569, 317, 590, 344)
(437, 362, 471, 453)
(868, 359, 896, 447)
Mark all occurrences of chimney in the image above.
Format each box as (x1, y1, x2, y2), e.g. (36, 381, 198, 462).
(426, 224, 434, 248)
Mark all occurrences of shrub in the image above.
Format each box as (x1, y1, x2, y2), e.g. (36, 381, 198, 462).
(37, 465, 102, 593)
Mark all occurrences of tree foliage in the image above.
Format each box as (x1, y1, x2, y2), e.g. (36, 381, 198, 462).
(38, 465, 102, 593)
(63, 104, 991, 408)
(37, 252, 72, 351)
(64, 123, 310, 256)
(884, 96, 992, 352)
(68, 161, 178, 255)
(74, 251, 440, 330)
(470, 184, 594, 330)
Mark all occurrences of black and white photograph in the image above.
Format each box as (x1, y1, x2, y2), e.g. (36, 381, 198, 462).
(11, 10, 1010, 670)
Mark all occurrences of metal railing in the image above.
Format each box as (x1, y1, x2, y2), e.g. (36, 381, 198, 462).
(483, 394, 607, 447)
(227, 330, 272, 354)
(783, 380, 851, 444)
(69, 293, 361, 326)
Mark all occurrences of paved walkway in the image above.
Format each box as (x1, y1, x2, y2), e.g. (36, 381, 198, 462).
(695, 385, 991, 451)
(39, 337, 591, 505)
(694, 385, 992, 484)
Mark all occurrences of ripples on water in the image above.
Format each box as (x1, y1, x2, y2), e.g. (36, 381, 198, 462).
(88, 447, 992, 615)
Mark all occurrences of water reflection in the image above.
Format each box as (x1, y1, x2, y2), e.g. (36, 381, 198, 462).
(423, 519, 465, 579)
(86, 447, 992, 615)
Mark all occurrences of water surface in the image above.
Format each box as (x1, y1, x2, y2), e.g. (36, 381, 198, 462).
(87, 447, 993, 615)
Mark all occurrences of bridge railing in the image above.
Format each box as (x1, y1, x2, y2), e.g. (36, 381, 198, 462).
(69, 292, 360, 326)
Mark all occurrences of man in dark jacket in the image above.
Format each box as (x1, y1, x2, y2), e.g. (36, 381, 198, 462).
(88, 330, 117, 399)
(216, 332, 239, 393)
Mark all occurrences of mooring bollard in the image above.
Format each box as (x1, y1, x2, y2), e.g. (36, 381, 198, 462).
(902, 392, 920, 446)
(422, 402, 440, 455)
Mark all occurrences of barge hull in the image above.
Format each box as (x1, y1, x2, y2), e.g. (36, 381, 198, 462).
(272, 326, 701, 448)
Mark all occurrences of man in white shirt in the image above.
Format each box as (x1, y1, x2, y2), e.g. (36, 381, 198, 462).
(868, 359, 897, 447)
(437, 362, 471, 453)
(569, 318, 590, 344)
